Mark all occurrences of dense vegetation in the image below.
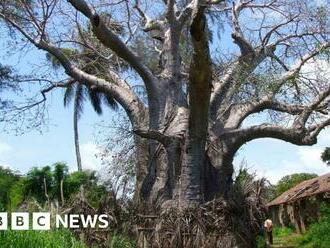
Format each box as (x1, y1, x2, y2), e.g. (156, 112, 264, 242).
(0, 166, 20, 211)
(321, 147, 330, 166)
(0, 229, 87, 248)
(0, 163, 137, 247)
(0, 163, 107, 211)
(0, 229, 135, 248)
(257, 204, 330, 248)
(297, 204, 330, 248)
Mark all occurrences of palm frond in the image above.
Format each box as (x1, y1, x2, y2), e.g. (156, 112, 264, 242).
(63, 83, 76, 107)
(88, 89, 103, 115)
(104, 94, 118, 110)
(74, 84, 86, 119)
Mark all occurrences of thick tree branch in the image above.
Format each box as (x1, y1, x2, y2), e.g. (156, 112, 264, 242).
(221, 40, 330, 129)
(44, 41, 147, 126)
(67, 0, 159, 100)
(134, 0, 165, 35)
(133, 129, 181, 146)
(231, 1, 254, 56)
(0, 12, 147, 127)
(227, 124, 318, 148)
(210, 46, 274, 121)
(224, 96, 306, 129)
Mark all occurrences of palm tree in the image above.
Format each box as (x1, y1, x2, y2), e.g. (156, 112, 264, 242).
(53, 162, 69, 206)
(25, 166, 53, 204)
(63, 83, 118, 172)
(46, 24, 122, 172)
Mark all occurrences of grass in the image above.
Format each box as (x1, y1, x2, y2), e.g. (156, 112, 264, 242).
(0, 229, 87, 248)
(0, 229, 136, 248)
(109, 234, 135, 248)
(257, 205, 330, 248)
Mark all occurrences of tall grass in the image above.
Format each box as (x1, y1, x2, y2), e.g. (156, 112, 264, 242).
(109, 234, 135, 248)
(0, 229, 87, 248)
(0, 229, 136, 248)
(273, 226, 294, 237)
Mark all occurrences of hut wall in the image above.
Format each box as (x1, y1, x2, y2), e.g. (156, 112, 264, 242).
(269, 196, 323, 233)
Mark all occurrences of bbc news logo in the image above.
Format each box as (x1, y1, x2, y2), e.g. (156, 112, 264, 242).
(0, 212, 110, 230)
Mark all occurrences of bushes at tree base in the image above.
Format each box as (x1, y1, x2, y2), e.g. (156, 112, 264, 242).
(135, 197, 265, 248)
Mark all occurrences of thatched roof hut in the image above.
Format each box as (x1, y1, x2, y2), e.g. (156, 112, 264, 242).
(267, 172, 330, 233)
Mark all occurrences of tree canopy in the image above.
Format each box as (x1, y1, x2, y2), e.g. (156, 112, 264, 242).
(321, 147, 330, 165)
(275, 173, 318, 198)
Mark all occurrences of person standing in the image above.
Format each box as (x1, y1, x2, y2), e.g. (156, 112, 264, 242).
(264, 219, 273, 246)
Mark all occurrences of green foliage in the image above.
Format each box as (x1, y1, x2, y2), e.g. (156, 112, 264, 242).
(297, 204, 330, 248)
(0, 229, 87, 248)
(273, 226, 294, 237)
(321, 147, 330, 165)
(8, 178, 25, 210)
(45, 26, 121, 117)
(234, 166, 254, 186)
(65, 170, 107, 208)
(0, 163, 108, 210)
(256, 235, 266, 248)
(269, 205, 330, 248)
(46, 48, 78, 69)
(24, 166, 53, 203)
(274, 173, 318, 198)
(64, 171, 89, 196)
(0, 166, 20, 211)
(256, 227, 295, 248)
(63, 83, 118, 121)
(109, 234, 135, 248)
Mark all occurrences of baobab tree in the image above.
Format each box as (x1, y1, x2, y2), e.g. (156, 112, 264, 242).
(1, 0, 330, 242)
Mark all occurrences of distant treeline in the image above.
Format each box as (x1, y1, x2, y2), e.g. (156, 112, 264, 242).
(0, 163, 107, 211)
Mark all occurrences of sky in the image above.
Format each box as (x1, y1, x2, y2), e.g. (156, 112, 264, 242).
(0, 1, 330, 185)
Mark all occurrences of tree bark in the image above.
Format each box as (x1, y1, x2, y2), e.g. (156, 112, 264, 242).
(60, 179, 64, 207)
(74, 93, 83, 172)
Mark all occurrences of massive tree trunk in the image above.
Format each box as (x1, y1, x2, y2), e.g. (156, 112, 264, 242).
(4, 0, 330, 246)
(134, 132, 237, 207)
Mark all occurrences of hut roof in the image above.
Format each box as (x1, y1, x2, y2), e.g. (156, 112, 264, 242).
(267, 172, 330, 207)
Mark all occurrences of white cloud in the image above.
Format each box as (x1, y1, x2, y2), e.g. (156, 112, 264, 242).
(0, 142, 12, 157)
(78, 142, 103, 171)
(296, 147, 325, 169)
(319, 128, 330, 145)
(249, 146, 329, 184)
(300, 59, 330, 81)
(0, 142, 12, 168)
(316, 0, 327, 7)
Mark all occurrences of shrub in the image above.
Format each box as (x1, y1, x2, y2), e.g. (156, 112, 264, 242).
(256, 235, 266, 248)
(273, 226, 294, 237)
(109, 234, 135, 248)
(298, 204, 330, 248)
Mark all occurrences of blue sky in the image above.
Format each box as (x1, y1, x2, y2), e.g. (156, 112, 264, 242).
(0, 2, 330, 184)
(0, 49, 328, 183)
